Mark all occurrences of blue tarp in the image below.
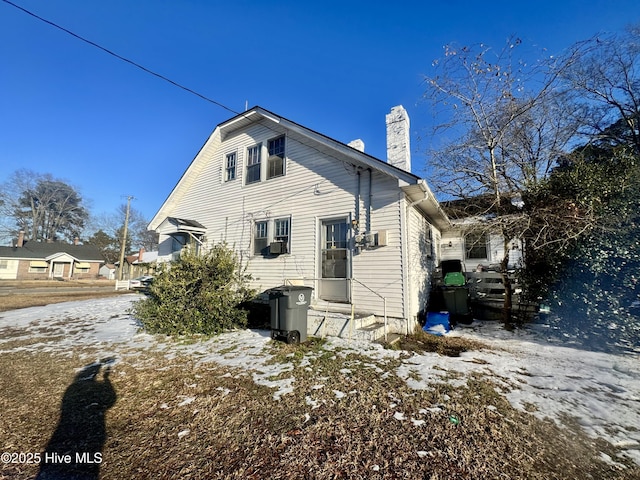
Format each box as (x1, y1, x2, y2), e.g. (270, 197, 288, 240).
(424, 311, 451, 336)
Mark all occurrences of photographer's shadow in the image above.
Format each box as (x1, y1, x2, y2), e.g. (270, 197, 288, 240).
(36, 359, 116, 480)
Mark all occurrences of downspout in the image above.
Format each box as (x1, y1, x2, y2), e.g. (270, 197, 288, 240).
(399, 190, 411, 335)
(351, 171, 361, 307)
(404, 183, 432, 335)
(367, 168, 373, 232)
(355, 169, 361, 230)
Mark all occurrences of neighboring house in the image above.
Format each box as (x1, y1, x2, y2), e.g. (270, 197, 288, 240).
(439, 197, 524, 272)
(99, 263, 117, 280)
(116, 248, 158, 280)
(440, 224, 524, 273)
(0, 232, 104, 280)
(148, 105, 451, 335)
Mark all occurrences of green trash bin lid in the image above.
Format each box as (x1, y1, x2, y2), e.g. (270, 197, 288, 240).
(443, 272, 466, 286)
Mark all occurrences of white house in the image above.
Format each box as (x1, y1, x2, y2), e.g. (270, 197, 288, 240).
(439, 197, 525, 273)
(148, 106, 451, 336)
(440, 226, 524, 273)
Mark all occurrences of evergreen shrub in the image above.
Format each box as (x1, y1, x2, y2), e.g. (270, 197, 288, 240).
(133, 244, 255, 335)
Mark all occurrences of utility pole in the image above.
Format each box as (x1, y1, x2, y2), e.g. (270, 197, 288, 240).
(118, 195, 134, 281)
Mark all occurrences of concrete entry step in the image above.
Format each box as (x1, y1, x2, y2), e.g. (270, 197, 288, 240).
(307, 310, 385, 340)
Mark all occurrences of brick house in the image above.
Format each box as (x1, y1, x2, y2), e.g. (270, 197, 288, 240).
(0, 232, 104, 280)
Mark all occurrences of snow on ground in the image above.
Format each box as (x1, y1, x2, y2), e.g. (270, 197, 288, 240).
(1, 295, 639, 465)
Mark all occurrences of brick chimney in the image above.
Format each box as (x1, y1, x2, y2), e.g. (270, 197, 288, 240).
(138, 247, 145, 262)
(386, 105, 411, 172)
(16, 230, 25, 247)
(74, 237, 80, 245)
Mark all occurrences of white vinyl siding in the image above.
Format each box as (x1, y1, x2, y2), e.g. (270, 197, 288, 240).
(407, 207, 436, 322)
(153, 122, 422, 322)
(349, 173, 406, 319)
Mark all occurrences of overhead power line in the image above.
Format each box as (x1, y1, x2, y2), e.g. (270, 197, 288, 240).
(1, 0, 392, 201)
(1, 0, 241, 116)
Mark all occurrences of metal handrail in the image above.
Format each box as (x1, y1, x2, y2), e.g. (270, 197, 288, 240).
(284, 276, 389, 342)
(350, 278, 388, 342)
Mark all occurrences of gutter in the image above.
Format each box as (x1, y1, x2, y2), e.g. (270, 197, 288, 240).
(413, 179, 452, 230)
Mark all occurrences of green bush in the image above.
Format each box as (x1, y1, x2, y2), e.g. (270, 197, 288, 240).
(133, 244, 255, 336)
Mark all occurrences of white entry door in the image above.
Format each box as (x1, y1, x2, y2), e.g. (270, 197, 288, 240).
(319, 219, 350, 303)
(53, 263, 64, 278)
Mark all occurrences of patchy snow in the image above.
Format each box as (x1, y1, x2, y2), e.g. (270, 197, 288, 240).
(1, 296, 639, 465)
(177, 396, 196, 407)
(393, 411, 406, 421)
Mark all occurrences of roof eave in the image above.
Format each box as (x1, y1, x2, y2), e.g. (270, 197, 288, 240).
(402, 180, 452, 231)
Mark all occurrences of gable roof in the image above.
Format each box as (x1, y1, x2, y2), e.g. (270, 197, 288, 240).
(149, 106, 451, 231)
(0, 241, 104, 261)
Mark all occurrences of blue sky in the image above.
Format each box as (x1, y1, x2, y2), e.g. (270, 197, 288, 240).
(1, 0, 639, 230)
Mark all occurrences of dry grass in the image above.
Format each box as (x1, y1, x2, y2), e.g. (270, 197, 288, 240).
(0, 290, 637, 478)
(0, 280, 129, 312)
(0, 292, 129, 312)
(391, 329, 489, 357)
(1, 341, 638, 479)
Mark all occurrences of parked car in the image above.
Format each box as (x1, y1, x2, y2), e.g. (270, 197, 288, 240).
(130, 275, 154, 291)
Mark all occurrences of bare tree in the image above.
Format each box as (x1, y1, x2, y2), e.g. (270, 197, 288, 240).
(560, 24, 640, 152)
(88, 203, 158, 254)
(0, 169, 88, 243)
(424, 37, 583, 321)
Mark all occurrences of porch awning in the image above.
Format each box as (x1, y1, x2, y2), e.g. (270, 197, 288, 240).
(157, 217, 207, 245)
(30, 260, 48, 268)
(75, 262, 91, 269)
(157, 217, 207, 235)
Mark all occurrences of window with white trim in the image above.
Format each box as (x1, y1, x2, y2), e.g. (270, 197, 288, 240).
(274, 217, 290, 253)
(267, 136, 285, 179)
(426, 223, 434, 259)
(465, 231, 488, 260)
(225, 152, 237, 181)
(253, 217, 292, 256)
(254, 221, 268, 255)
(246, 144, 261, 184)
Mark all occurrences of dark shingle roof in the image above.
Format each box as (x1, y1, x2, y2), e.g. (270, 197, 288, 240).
(0, 241, 104, 261)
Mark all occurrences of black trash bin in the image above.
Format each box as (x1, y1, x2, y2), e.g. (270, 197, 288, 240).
(442, 287, 471, 319)
(267, 285, 313, 344)
(436, 260, 472, 323)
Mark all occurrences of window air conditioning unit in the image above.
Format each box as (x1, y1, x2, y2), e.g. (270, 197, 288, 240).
(355, 230, 388, 249)
(364, 233, 376, 246)
(269, 241, 287, 254)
